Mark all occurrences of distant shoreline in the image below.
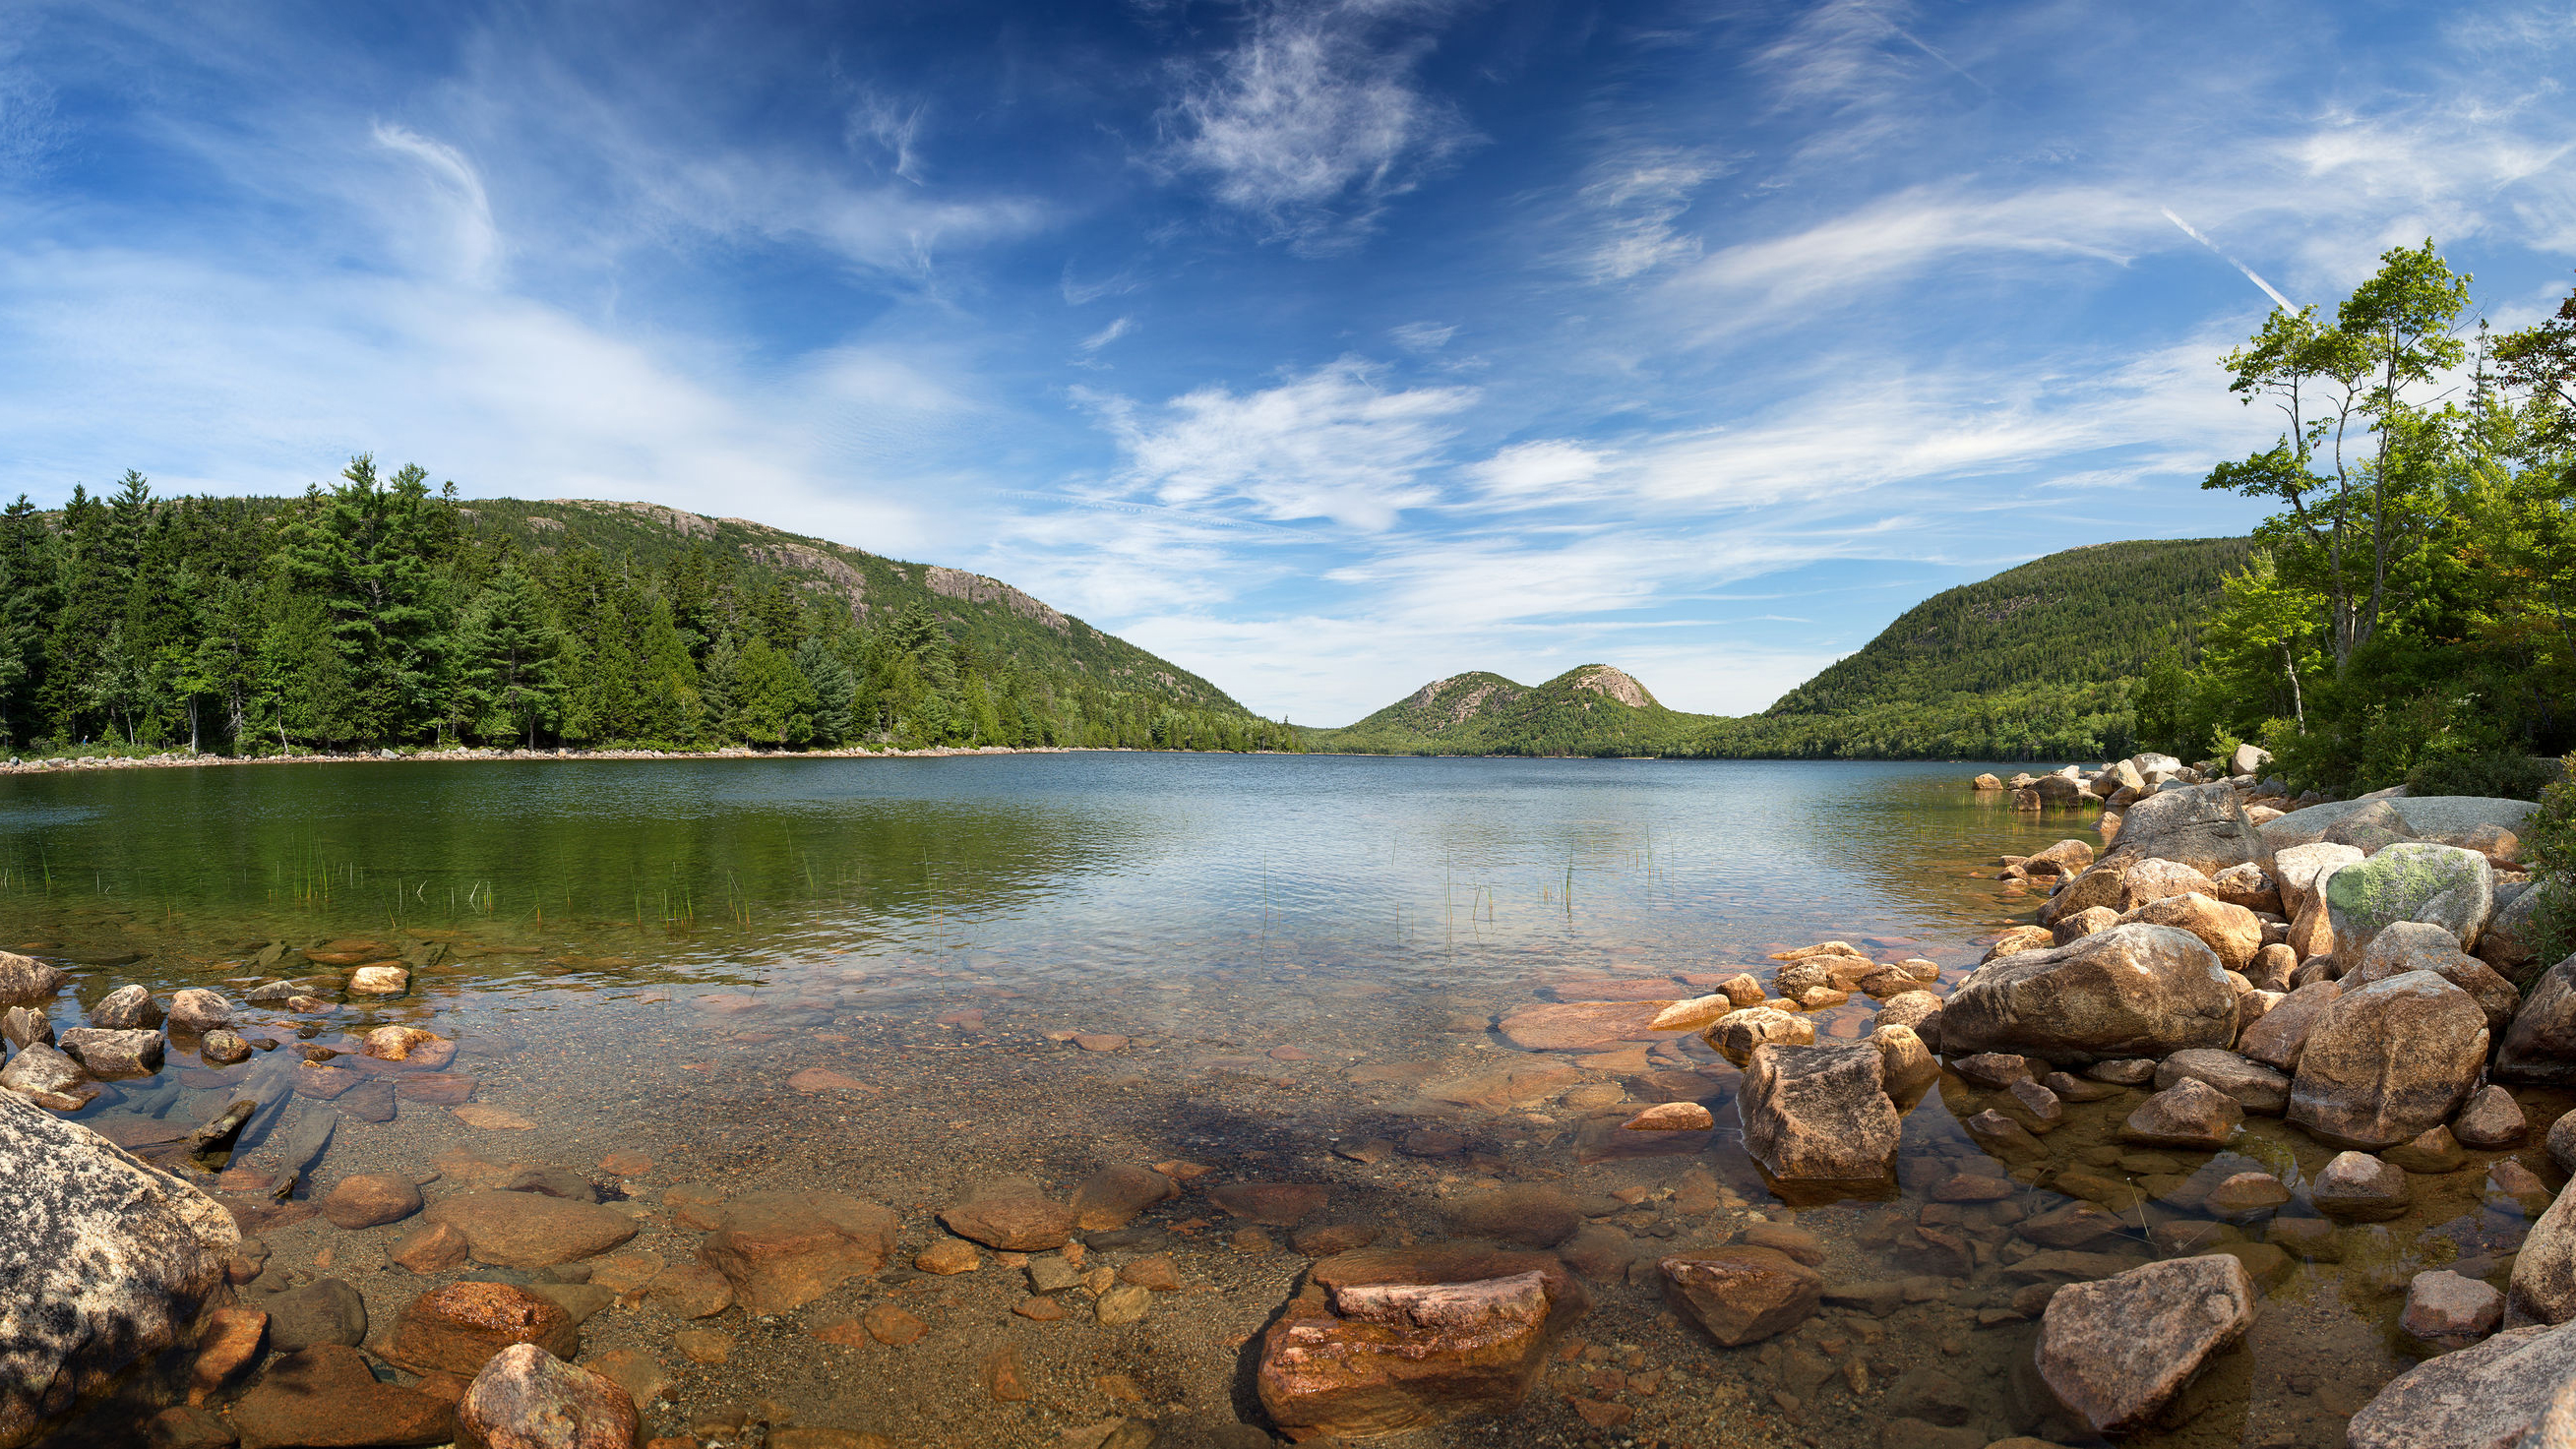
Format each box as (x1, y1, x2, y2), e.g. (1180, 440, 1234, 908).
(0, 743, 1167, 775)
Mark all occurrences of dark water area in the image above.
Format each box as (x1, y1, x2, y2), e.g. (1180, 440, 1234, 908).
(1, 755, 2523, 1447)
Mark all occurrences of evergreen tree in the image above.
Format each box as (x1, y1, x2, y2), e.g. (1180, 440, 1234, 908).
(457, 558, 563, 749)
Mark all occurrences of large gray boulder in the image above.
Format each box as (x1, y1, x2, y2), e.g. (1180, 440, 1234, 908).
(2351, 921, 2521, 1034)
(2348, 1318, 2576, 1449)
(1738, 1041, 1899, 1184)
(2393, 795, 2543, 844)
(52, 1027, 164, 1080)
(0, 1090, 239, 1448)
(2033, 1253, 2257, 1435)
(1935, 924, 2239, 1067)
(2501, 955, 2576, 1085)
(0, 1044, 96, 1113)
(2095, 782, 2269, 877)
(2326, 841, 2496, 968)
(2287, 971, 2490, 1149)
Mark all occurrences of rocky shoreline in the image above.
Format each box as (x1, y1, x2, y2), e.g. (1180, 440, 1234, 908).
(3, 754, 2570, 1447)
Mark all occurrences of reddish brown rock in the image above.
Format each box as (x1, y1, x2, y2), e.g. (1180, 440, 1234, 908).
(699, 1190, 897, 1314)
(1444, 1185, 1581, 1248)
(939, 1177, 1075, 1250)
(455, 1343, 638, 1449)
(1070, 1165, 1179, 1232)
(187, 1306, 268, 1404)
(2035, 1254, 2257, 1435)
(1415, 1060, 1583, 1110)
(1258, 1262, 1577, 1440)
(321, 1173, 424, 1230)
(391, 1223, 471, 1274)
(423, 1191, 638, 1268)
(231, 1345, 454, 1449)
(644, 1263, 734, 1319)
(1495, 1001, 1668, 1052)
(1660, 1246, 1821, 1346)
(862, 1305, 927, 1346)
(382, 1282, 580, 1377)
(1209, 1181, 1330, 1227)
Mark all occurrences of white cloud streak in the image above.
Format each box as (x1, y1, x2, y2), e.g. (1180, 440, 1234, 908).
(1158, 0, 1476, 251)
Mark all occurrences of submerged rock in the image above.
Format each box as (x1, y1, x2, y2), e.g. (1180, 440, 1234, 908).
(0, 1091, 238, 1449)
(455, 1343, 637, 1449)
(1071, 1166, 1179, 1232)
(701, 1189, 898, 1314)
(1259, 1249, 1584, 1441)
(382, 1282, 580, 1378)
(2034, 1253, 2257, 1435)
(1937, 924, 2237, 1066)
(423, 1190, 640, 1269)
(2287, 971, 2489, 1149)
(1738, 1041, 1899, 1183)
(230, 1345, 453, 1449)
(1661, 1246, 1821, 1346)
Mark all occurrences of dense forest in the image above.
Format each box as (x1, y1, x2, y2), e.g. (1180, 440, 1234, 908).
(0, 468, 1300, 756)
(1693, 538, 2253, 760)
(2138, 245, 2576, 800)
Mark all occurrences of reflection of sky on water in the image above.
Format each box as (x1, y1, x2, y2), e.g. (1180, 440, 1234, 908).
(0, 755, 2089, 996)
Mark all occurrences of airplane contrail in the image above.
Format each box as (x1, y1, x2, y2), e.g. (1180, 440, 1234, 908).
(2161, 207, 2295, 312)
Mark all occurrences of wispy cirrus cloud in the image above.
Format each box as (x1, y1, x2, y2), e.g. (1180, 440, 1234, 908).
(1156, 0, 1478, 251)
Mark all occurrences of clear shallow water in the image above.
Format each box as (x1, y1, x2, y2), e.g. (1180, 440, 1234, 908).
(1, 755, 2522, 1447)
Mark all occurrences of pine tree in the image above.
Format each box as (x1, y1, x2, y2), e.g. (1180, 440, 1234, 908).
(457, 558, 562, 749)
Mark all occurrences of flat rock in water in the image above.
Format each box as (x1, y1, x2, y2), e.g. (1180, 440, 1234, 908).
(424, 1190, 639, 1268)
(0, 1091, 238, 1447)
(700, 1189, 897, 1314)
(382, 1281, 580, 1377)
(263, 1278, 368, 1351)
(1496, 1001, 1668, 1052)
(940, 1177, 1077, 1250)
(1660, 1246, 1821, 1346)
(2153, 1049, 2289, 1116)
(1417, 1060, 1582, 1110)
(1542, 977, 1686, 1001)
(2035, 1254, 2257, 1435)
(1700, 1007, 1812, 1067)
(1071, 1165, 1179, 1231)
(1209, 1181, 1330, 1226)
(1257, 1265, 1566, 1441)
(230, 1345, 454, 1449)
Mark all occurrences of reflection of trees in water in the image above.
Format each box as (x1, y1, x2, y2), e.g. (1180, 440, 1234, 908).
(0, 762, 1117, 950)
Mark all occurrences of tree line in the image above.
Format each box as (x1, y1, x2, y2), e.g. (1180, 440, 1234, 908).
(2140, 243, 2576, 799)
(0, 462, 1302, 756)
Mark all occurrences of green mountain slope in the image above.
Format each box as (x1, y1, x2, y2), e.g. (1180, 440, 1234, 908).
(1305, 665, 1704, 755)
(1310, 538, 2250, 760)
(462, 498, 1253, 720)
(1692, 536, 2253, 759)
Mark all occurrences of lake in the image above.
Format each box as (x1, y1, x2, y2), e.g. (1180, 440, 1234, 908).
(0, 754, 2502, 1447)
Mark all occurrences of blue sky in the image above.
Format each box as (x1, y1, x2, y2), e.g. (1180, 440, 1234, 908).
(4, 2, 2575, 725)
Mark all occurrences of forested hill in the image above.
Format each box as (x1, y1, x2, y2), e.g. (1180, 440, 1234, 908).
(1691, 536, 2252, 759)
(1305, 665, 1705, 755)
(1306, 539, 2249, 760)
(0, 464, 1296, 755)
